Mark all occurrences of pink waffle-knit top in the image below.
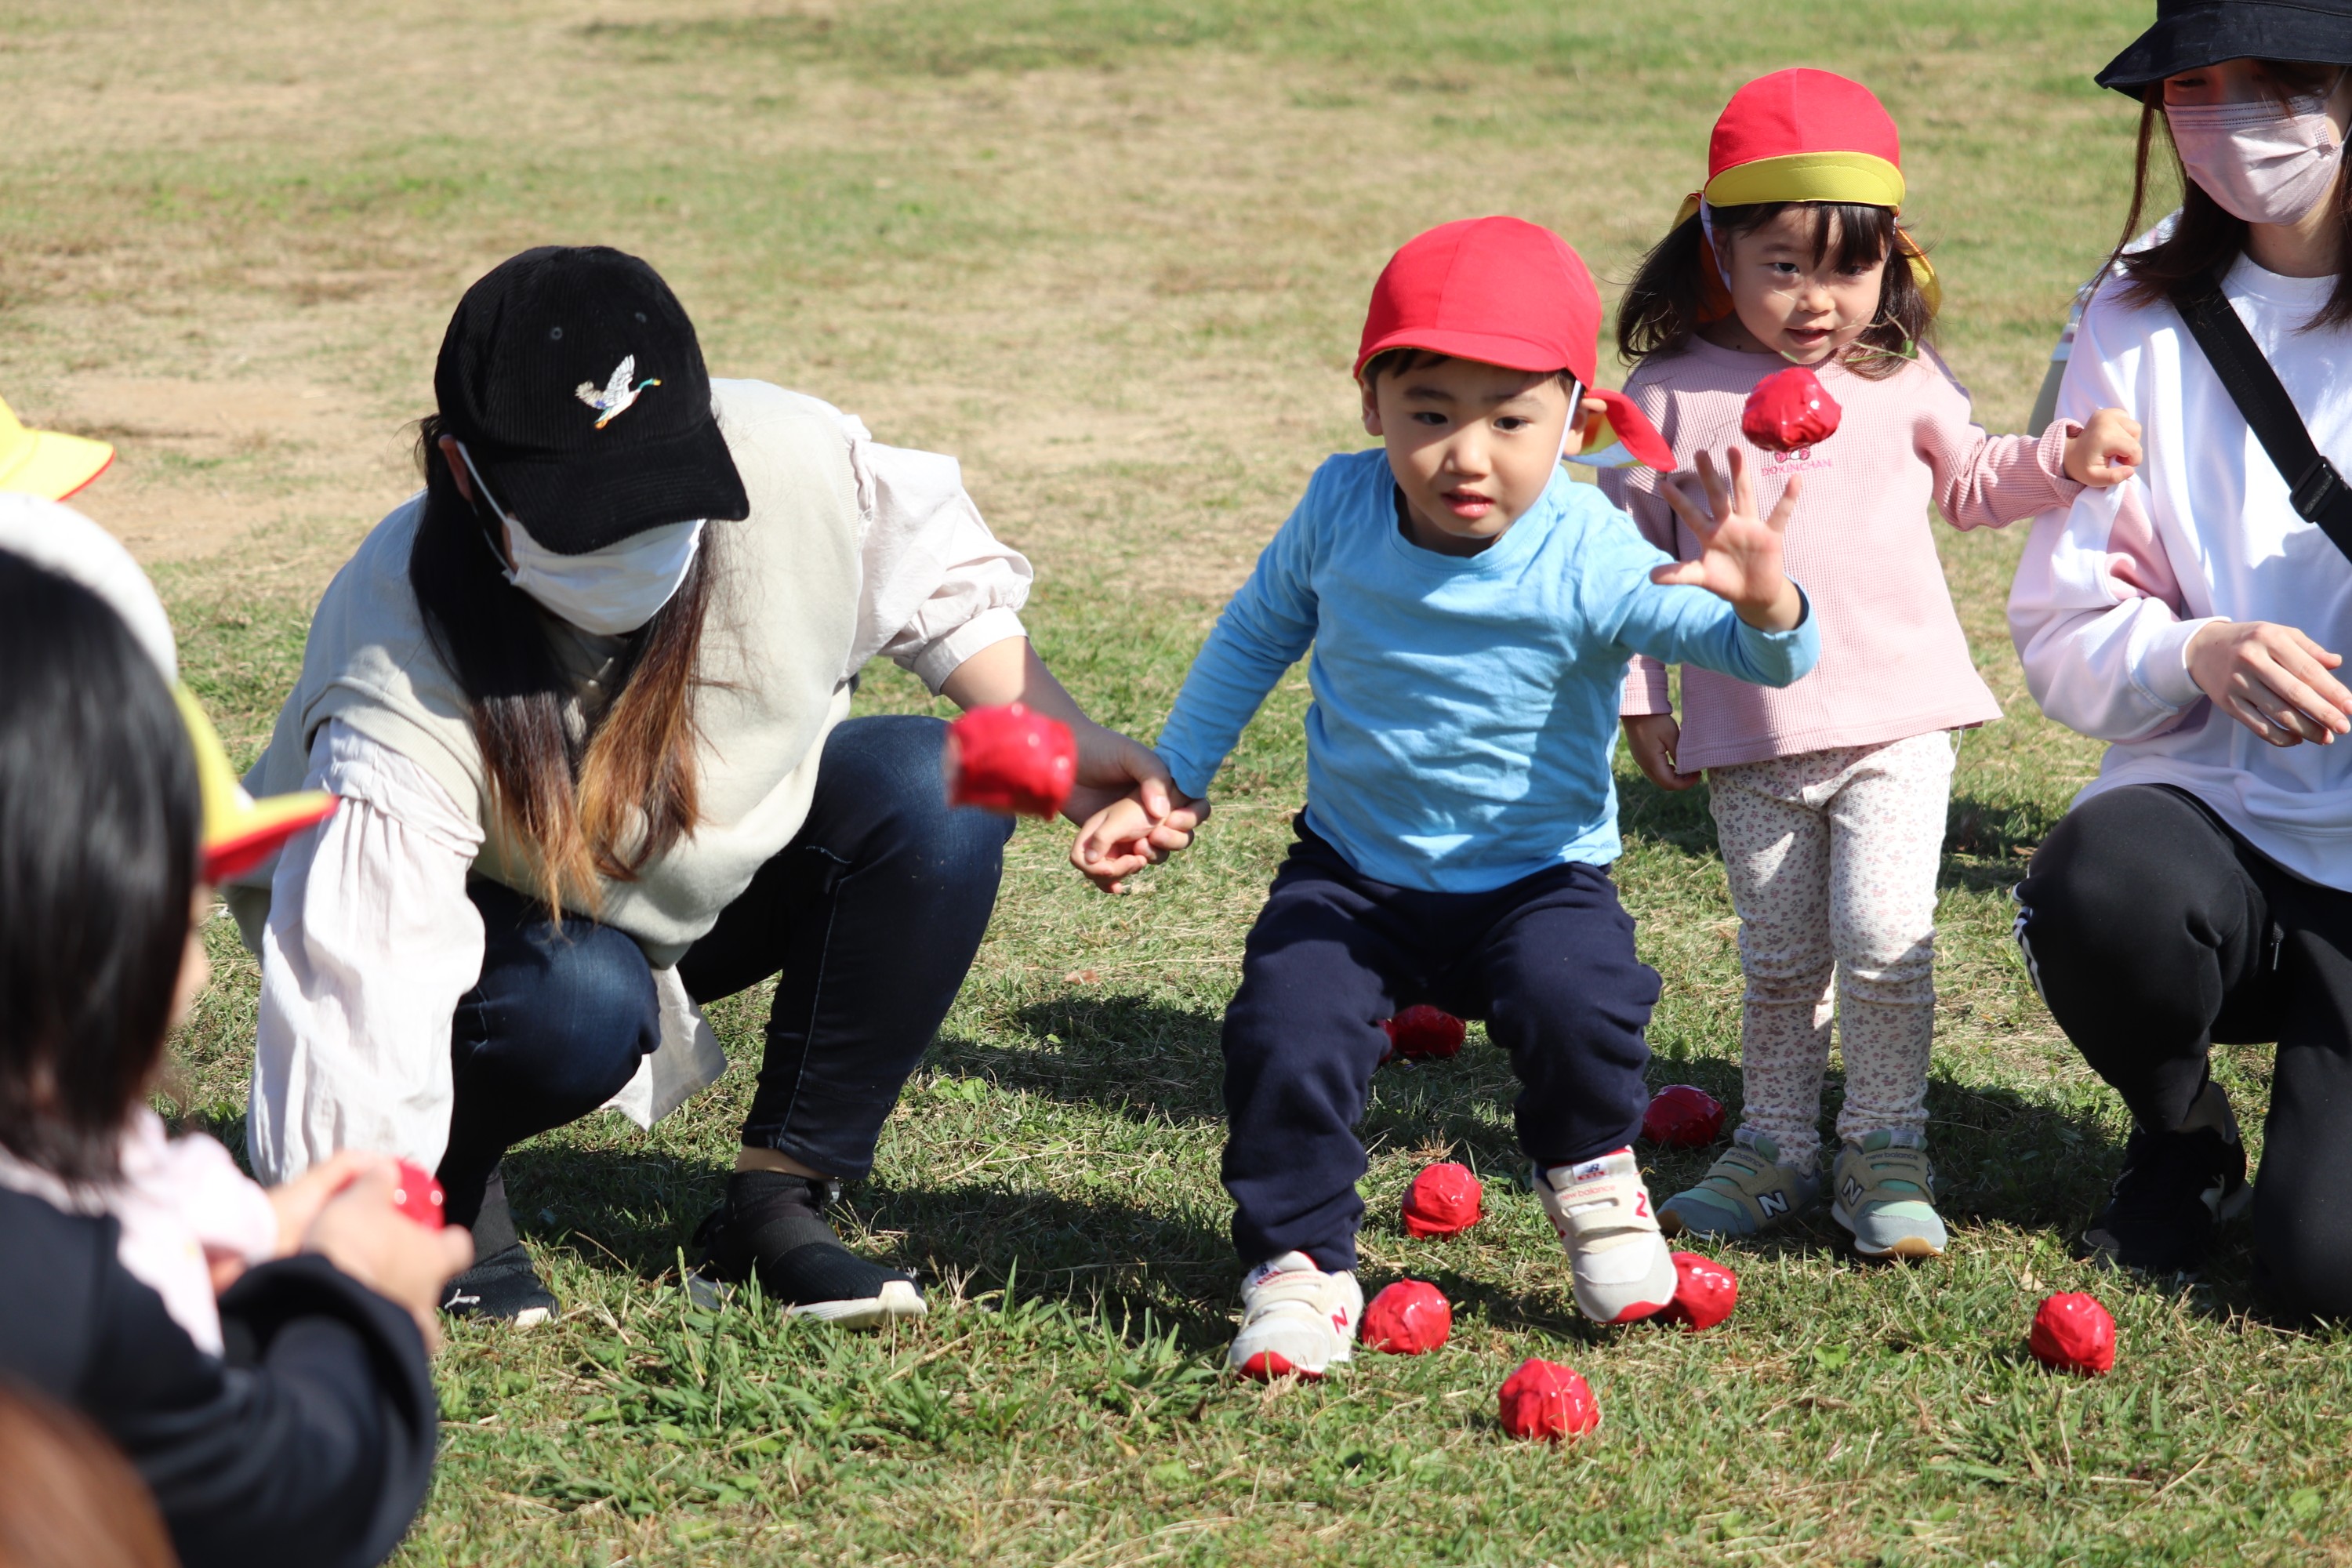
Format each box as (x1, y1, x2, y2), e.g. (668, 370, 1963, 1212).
(1599, 336, 2083, 771)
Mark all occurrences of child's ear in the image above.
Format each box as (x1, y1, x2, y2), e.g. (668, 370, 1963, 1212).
(1578, 395, 1606, 437)
(1359, 376, 1384, 437)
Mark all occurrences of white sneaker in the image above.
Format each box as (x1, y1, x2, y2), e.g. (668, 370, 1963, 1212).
(1226, 1251, 1362, 1381)
(1537, 1147, 1678, 1325)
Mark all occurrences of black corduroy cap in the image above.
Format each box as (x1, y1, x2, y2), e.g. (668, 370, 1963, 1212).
(2099, 0, 2352, 98)
(433, 246, 750, 554)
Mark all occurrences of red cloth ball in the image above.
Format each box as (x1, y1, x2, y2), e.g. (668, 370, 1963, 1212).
(1402, 1162, 1483, 1237)
(1740, 365, 1842, 453)
(1381, 1005, 1466, 1065)
(390, 1160, 447, 1229)
(944, 703, 1078, 818)
(1656, 1251, 1739, 1331)
(2029, 1292, 2117, 1376)
(1360, 1279, 1453, 1355)
(1497, 1358, 1599, 1442)
(1642, 1084, 1726, 1148)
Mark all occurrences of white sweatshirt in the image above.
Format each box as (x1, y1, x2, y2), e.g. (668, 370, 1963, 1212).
(248, 404, 1033, 1181)
(2009, 256, 2352, 891)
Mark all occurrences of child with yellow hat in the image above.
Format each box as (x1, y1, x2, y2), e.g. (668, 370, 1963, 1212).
(1601, 69, 2141, 1259)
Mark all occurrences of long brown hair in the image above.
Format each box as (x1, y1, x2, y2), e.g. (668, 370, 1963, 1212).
(2114, 60, 2352, 328)
(1616, 202, 1933, 379)
(408, 417, 717, 920)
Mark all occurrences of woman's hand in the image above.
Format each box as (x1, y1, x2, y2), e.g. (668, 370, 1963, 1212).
(2065, 408, 2143, 488)
(1622, 713, 1699, 791)
(2187, 619, 2352, 746)
(1070, 784, 1210, 895)
(1653, 448, 1805, 630)
(301, 1166, 475, 1352)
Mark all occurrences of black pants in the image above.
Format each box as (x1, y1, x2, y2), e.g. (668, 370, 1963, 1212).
(436, 716, 1012, 1229)
(1221, 825, 1661, 1273)
(2017, 784, 2352, 1317)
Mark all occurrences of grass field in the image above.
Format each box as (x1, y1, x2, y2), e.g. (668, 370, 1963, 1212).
(11, 1, 2352, 1563)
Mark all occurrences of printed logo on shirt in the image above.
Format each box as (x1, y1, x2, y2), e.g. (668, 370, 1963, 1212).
(1759, 445, 1835, 474)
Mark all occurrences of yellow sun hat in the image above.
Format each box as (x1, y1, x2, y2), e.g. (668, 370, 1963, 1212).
(0, 394, 114, 501)
(0, 492, 336, 883)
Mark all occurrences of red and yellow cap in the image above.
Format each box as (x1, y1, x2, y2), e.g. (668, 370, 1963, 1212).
(1671, 68, 1937, 312)
(0, 394, 113, 502)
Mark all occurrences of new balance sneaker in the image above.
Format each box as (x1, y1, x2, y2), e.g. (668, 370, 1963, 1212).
(1831, 1132, 1948, 1260)
(1659, 1132, 1824, 1240)
(687, 1171, 926, 1327)
(1227, 1251, 1361, 1381)
(2084, 1080, 2252, 1279)
(441, 1242, 557, 1327)
(1537, 1148, 1678, 1324)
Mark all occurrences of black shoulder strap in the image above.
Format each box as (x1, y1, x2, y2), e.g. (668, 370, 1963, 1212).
(2175, 268, 2352, 561)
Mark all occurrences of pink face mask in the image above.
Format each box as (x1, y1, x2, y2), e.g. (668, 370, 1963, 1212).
(2166, 85, 2347, 227)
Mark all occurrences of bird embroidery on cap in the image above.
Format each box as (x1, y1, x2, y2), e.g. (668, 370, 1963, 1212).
(575, 354, 662, 429)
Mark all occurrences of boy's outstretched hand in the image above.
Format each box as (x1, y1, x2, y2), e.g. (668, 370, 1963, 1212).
(1653, 448, 1805, 632)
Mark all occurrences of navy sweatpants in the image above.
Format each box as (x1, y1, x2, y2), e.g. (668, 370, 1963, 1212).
(1222, 825, 1661, 1272)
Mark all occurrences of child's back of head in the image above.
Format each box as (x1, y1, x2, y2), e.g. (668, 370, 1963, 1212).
(0, 550, 198, 1186)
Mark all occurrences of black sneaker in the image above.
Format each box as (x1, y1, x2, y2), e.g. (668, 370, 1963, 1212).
(2084, 1081, 2253, 1279)
(441, 1242, 558, 1327)
(686, 1171, 925, 1327)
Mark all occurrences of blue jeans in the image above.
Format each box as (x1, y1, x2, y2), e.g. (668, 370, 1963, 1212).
(1221, 824, 1660, 1272)
(436, 716, 1012, 1229)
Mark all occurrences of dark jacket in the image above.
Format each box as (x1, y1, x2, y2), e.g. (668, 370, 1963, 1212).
(0, 1185, 438, 1568)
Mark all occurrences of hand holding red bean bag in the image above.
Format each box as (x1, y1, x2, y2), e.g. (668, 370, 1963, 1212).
(944, 702, 1079, 818)
(1741, 365, 1842, 453)
(1381, 1005, 1465, 1065)
(1642, 1084, 1725, 1148)
(1497, 1358, 1599, 1441)
(1654, 1251, 1738, 1331)
(2028, 1291, 2116, 1375)
(390, 1160, 447, 1229)
(1402, 1161, 1483, 1237)
(1360, 1279, 1453, 1355)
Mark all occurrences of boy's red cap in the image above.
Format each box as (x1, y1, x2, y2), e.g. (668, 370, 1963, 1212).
(1356, 217, 1602, 390)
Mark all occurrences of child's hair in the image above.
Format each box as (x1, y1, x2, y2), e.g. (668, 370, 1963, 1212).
(0, 1382, 174, 1568)
(1616, 202, 1933, 378)
(0, 552, 199, 1185)
(2114, 60, 2352, 328)
(1359, 347, 1580, 397)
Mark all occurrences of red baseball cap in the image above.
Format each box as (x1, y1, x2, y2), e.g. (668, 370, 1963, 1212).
(1355, 217, 1602, 390)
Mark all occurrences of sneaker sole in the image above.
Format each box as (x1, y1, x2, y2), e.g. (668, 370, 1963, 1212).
(684, 1273, 927, 1327)
(1831, 1203, 1946, 1261)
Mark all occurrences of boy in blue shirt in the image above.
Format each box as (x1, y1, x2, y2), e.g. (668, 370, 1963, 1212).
(1074, 216, 1819, 1379)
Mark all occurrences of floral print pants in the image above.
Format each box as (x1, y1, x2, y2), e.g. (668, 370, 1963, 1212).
(1706, 730, 1955, 1169)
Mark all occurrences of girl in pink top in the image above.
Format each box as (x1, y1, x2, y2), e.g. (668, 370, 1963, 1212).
(1598, 69, 2141, 1258)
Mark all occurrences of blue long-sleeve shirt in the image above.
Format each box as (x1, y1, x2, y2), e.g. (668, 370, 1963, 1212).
(1154, 449, 1820, 892)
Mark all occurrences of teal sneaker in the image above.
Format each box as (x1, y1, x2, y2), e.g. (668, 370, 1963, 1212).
(1657, 1134, 1823, 1240)
(1831, 1133, 1948, 1260)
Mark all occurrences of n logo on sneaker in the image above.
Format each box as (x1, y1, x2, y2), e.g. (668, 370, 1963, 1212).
(1758, 1192, 1789, 1218)
(1571, 1160, 1610, 1183)
(1842, 1175, 1866, 1205)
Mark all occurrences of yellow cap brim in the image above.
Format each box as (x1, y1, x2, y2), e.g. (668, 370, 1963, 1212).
(0, 430, 115, 502)
(171, 684, 336, 884)
(1702, 151, 1905, 212)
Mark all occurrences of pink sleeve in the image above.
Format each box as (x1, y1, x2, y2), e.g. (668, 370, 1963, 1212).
(1597, 382, 1679, 717)
(1915, 355, 2087, 531)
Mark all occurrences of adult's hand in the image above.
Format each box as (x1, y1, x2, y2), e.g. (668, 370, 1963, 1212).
(2187, 619, 2352, 746)
(301, 1167, 474, 1352)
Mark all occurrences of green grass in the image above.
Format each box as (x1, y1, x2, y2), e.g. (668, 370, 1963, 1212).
(19, 0, 2352, 1562)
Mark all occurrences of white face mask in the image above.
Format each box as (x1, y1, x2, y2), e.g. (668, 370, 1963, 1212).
(2167, 85, 2347, 227)
(454, 441, 705, 636)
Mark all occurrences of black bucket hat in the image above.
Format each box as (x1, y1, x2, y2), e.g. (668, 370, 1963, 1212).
(2099, 0, 2352, 98)
(433, 245, 750, 555)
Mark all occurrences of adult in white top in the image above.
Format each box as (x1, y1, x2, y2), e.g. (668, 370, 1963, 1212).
(231, 247, 1196, 1325)
(2009, 5, 2352, 1318)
